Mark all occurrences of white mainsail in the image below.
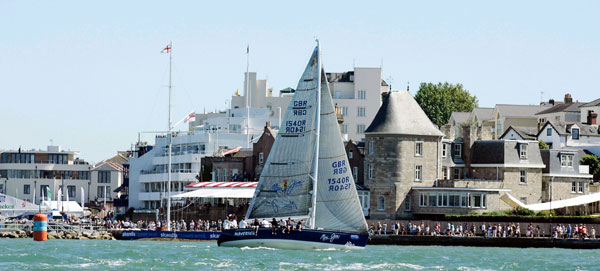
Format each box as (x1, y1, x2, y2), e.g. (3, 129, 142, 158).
(246, 48, 320, 219)
(246, 45, 367, 234)
(314, 69, 369, 233)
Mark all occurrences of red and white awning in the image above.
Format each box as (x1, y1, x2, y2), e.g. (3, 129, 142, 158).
(222, 146, 242, 156)
(186, 182, 257, 189)
(173, 182, 258, 199)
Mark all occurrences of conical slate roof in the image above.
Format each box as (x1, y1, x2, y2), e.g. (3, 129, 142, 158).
(364, 91, 444, 136)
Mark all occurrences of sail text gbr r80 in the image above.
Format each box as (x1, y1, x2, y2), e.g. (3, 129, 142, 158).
(218, 42, 369, 250)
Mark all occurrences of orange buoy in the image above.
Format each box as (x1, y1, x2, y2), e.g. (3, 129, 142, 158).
(33, 214, 48, 241)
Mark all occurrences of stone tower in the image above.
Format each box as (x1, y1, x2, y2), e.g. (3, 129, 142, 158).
(364, 91, 444, 219)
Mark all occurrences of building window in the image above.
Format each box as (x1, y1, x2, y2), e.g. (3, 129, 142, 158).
(405, 195, 411, 211)
(377, 196, 385, 211)
(357, 107, 366, 117)
(368, 163, 374, 180)
(415, 165, 422, 181)
(259, 152, 264, 165)
(572, 128, 580, 140)
(453, 168, 461, 180)
(353, 166, 358, 181)
(415, 142, 423, 156)
(520, 144, 528, 159)
(579, 182, 584, 193)
(98, 171, 111, 183)
(472, 193, 487, 208)
(454, 144, 462, 157)
(442, 167, 448, 180)
(349, 150, 353, 159)
(419, 193, 428, 207)
(520, 170, 527, 184)
(341, 124, 348, 134)
(68, 185, 76, 198)
(97, 186, 105, 198)
(341, 106, 348, 116)
(547, 128, 552, 136)
(358, 90, 366, 100)
(520, 197, 527, 204)
(442, 144, 447, 157)
(24, 184, 30, 195)
(368, 140, 374, 155)
(357, 124, 366, 134)
(214, 169, 220, 182)
(572, 182, 577, 193)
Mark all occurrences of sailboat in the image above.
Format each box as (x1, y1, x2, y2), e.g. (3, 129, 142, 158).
(217, 42, 369, 250)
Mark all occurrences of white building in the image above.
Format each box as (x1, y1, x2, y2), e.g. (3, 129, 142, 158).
(227, 69, 388, 141)
(90, 161, 124, 210)
(0, 146, 91, 205)
(128, 119, 267, 210)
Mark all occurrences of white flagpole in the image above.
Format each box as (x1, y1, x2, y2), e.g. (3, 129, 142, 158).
(81, 187, 85, 210)
(166, 41, 173, 231)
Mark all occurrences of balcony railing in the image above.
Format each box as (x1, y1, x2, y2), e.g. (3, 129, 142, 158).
(140, 169, 193, 175)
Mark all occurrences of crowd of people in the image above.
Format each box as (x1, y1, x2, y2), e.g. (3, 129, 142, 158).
(369, 221, 598, 239)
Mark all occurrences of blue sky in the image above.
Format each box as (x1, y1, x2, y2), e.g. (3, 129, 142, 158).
(1, 1, 598, 162)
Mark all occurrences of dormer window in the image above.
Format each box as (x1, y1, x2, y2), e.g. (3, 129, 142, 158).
(547, 128, 552, 136)
(454, 144, 462, 158)
(349, 150, 353, 159)
(572, 128, 580, 140)
(520, 144, 528, 159)
(561, 154, 573, 168)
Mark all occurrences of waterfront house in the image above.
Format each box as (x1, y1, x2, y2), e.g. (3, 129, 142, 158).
(540, 148, 593, 202)
(0, 146, 91, 205)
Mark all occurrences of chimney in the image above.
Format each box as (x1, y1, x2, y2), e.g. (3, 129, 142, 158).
(549, 99, 555, 105)
(564, 93, 573, 104)
(265, 121, 271, 128)
(588, 110, 598, 125)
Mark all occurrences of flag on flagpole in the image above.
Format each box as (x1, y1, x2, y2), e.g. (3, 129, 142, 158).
(33, 187, 36, 205)
(47, 187, 52, 201)
(184, 112, 196, 123)
(81, 187, 85, 210)
(161, 44, 172, 54)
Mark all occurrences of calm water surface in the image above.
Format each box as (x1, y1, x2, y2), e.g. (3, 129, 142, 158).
(0, 239, 598, 270)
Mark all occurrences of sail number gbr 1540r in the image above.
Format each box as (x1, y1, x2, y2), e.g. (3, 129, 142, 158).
(328, 160, 351, 191)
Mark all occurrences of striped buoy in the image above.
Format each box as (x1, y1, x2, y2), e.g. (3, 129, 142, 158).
(33, 214, 48, 241)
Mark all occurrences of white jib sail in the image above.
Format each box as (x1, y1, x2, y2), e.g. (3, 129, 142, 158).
(314, 69, 369, 233)
(246, 47, 320, 219)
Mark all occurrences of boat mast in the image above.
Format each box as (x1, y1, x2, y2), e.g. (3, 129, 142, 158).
(246, 44, 251, 148)
(310, 40, 321, 229)
(167, 41, 173, 231)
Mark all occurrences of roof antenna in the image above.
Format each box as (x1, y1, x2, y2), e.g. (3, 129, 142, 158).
(386, 76, 393, 92)
(540, 91, 545, 104)
(407, 81, 410, 92)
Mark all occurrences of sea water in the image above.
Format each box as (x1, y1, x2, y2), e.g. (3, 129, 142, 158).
(0, 238, 597, 270)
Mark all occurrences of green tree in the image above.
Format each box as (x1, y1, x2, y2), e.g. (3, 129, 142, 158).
(414, 82, 478, 127)
(580, 154, 600, 179)
(538, 140, 549, 150)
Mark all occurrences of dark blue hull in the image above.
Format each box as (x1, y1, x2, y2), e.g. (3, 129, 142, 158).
(217, 228, 368, 250)
(120, 230, 221, 240)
